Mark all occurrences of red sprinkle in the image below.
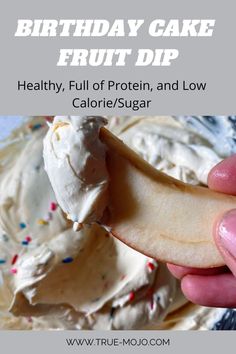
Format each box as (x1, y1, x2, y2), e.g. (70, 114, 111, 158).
(129, 291, 135, 302)
(11, 268, 17, 274)
(11, 254, 18, 265)
(50, 202, 57, 211)
(147, 261, 155, 272)
(25, 236, 32, 242)
(45, 116, 54, 123)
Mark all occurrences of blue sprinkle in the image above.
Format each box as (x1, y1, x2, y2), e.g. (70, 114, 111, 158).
(22, 240, 29, 246)
(31, 124, 43, 131)
(19, 222, 27, 229)
(0, 259, 6, 264)
(62, 257, 74, 264)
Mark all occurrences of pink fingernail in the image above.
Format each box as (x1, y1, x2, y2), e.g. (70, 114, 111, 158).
(218, 209, 236, 258)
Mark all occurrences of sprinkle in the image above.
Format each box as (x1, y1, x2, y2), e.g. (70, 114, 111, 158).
(29, 123, 44, 131)
(45, 117, 54, 123)
(147, 261, 155, 272)
(50, 202, 57, 211)
(120, 274, 126, 280)
(19, 222, 27, 229)
(22, 240, 29, 246)
(25, 236, 32, 242)
(0, 259, 6, 264)
(62, 257, 74, 264)
(37, 219, 49, 225)
(129, 291, 135, 302)
(11, 254, 18, 265)
(11, 268, 17, 274)
(27, 316, 33, 323)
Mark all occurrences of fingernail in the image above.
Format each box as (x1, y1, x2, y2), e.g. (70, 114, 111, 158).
(218, 209, 236, 258)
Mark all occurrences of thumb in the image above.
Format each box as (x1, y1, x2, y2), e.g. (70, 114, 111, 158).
(214, 209, 236, 277)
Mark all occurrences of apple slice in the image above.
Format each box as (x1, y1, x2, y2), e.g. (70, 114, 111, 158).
(99, 128, 236, 268)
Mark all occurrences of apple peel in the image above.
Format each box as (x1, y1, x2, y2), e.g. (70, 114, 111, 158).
(100, 128, 236, 268)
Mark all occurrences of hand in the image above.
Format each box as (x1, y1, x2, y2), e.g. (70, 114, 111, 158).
(167, 154, 236, 307)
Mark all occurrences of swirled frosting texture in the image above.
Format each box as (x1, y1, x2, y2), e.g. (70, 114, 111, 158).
(43, 116, 109, 226)
(0, 117, 180, 330)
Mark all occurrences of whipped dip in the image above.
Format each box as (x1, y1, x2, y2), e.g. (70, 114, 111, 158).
(43, 116, 109, 228)
(1, 115, 235, 330)
(0, 117, 180, 330)
(119, 116, 222, 185)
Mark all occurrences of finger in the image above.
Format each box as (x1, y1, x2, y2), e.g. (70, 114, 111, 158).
(181, 273, 236, 307)
(214, 209, 236, 277)
(167, 263, 227, 280)
(208, 154, 236, 195)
